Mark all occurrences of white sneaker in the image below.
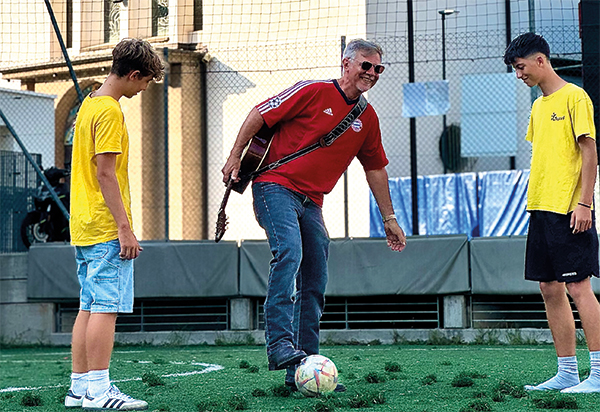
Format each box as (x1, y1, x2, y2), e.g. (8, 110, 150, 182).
(65, 389, 84, 408)
(82, 385, 148, 411)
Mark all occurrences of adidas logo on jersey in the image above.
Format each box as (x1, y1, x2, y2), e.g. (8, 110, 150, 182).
(323, 108, 333, 116)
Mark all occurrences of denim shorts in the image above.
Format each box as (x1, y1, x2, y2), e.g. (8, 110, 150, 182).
(76, 239, 134, 313)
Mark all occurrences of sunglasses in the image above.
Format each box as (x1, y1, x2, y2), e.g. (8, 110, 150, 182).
(357, 60, 385, 74)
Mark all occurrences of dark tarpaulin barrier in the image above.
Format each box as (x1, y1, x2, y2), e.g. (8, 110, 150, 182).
(238, 240, 271, 297)
(27, 243, 79, 299)
(27, 241, 239, 299)
(469, 236, 536, 295)
(132, 241, 239, 298)
(239, 236, 470, 297)
(371, 169, 530, 238)
(470, 236, 600, 294)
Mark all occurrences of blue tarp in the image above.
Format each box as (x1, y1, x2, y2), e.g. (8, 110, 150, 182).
(370, 169, 530, 238)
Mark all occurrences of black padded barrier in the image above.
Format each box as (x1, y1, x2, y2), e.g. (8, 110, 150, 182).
(27, 240, 239, 299)
(239, 236, 470, 297)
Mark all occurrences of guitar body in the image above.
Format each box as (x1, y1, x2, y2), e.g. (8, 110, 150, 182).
(231, 124, 276, 194)
(215, 123, 276, 241)
(216, 97, 366, 241)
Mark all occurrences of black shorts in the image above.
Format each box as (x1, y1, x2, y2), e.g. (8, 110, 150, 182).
(525, 210, 599, 283)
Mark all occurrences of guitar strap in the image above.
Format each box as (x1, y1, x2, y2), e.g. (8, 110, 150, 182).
(248, 94, 368, 180)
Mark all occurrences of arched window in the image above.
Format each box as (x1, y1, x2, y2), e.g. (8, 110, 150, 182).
(152, 0, 169, 37)
(104, 0, 121, 44)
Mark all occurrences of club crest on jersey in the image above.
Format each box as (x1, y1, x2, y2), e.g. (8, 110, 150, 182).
(269, 97, 282, 109)
(351, 119, 363, 132)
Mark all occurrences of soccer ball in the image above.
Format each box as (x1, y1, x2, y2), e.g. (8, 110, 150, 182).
(294, 354, 338, 397)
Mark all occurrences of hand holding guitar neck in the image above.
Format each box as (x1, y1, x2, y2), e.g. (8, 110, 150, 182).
(215, 178, 233, 243)
(215, 125, 274, 242)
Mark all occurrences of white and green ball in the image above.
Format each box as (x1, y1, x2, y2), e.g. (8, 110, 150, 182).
(294, 354, 338, 397)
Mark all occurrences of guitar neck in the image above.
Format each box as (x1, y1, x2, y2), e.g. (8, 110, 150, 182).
(218, 179, 234, 213)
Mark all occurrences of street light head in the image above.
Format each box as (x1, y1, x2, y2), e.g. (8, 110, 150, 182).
(438, 9, 459, 16)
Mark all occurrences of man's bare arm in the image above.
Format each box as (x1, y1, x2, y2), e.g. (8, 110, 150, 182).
(221, 108, 265, 183)
(366, 168, 406, 252)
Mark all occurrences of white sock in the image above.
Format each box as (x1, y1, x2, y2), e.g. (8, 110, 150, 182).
(525, 356, 580, 391)
(87, 369, 110, 398)
(561, 351, 600, 393)
(69, 372, 88, 396)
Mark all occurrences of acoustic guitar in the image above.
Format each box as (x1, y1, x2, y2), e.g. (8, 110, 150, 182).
(215, 124, 275, 242)
(214, 95, 366, 242)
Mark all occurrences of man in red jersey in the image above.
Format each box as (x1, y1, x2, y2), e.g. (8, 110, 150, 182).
(222, 38, 406, 391)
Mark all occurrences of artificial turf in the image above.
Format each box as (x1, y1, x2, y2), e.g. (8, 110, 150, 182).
(2, 344, 600, 411)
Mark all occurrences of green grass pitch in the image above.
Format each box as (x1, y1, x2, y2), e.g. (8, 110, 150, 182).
(2, 344, 600, 411)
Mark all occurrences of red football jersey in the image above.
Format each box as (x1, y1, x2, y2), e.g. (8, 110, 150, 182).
(254, 79, 388, 207)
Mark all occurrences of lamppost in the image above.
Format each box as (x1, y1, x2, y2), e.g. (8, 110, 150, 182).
(438, 9, 459, 173)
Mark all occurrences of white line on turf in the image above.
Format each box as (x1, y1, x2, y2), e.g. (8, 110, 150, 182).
(0, 350, 146, 358)
(0, 361, 223, 393)
(330, 347, 553, 352)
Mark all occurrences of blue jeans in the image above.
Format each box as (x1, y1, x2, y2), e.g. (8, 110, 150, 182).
(253, 182, 329, 380)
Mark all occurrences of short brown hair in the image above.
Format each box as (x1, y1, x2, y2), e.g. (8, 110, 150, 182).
(111, 38, 164, 81)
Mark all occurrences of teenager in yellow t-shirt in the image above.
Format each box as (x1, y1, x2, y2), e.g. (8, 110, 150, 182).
(64, 39, 163, 411)
(504, 32, 600, 393)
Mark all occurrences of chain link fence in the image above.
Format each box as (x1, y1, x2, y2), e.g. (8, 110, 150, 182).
(0, 0, 593, 252)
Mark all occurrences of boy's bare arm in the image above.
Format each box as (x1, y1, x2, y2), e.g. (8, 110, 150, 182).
(96, 153, 142, 259)
(571, 135, 597, 234)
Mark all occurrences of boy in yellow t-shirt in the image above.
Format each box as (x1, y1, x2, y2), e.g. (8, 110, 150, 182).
(504, 32, 600, 393)
(64, 39, 163, 410)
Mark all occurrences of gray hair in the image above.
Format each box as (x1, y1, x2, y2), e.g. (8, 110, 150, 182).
(343, 39, 384, 60)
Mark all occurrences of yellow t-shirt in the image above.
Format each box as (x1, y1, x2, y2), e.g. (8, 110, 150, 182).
(70, 95, 132, 246)
(526, 83, 596, 214)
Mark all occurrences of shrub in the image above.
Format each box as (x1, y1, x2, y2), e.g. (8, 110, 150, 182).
(196, 400, 220, 412)
(227, 394, 248, 410)
(531, 393, 578, 409)
(142, 372, 165, 387)
(347, 391, 386, 408)
(384, 362, 401, 372)
(251, 388, 267, 397)
(452, 375, 474, 388)
(459, 400, 492, 412)
(20, 393, 42, 407)
(492, 380, 526, 399)
(272, 384, 292, 397)
(421, 374, 438, 386)
(364, 372, 386, 384)
(312, 400, 336, 412)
